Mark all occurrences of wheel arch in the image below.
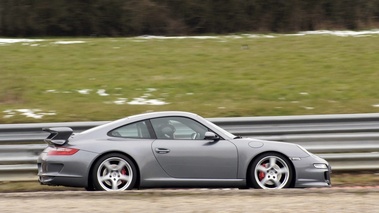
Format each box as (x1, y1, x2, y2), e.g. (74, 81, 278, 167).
(87, 151, 141, 189)
(246, 151, 296, 188)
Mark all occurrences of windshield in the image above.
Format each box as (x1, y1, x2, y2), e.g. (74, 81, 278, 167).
(203, 119, 236, 139)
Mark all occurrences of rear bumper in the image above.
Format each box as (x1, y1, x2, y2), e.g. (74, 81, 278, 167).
(37, 148, 97, 187)
(38, 175, 85, 187)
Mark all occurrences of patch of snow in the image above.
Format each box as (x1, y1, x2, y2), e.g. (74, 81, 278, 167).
(3, 109, 56, 119)
(131, 40, 147, 42)
(244, 34, 276, 39)
(141, 94, 151, 98)
(53, 41, 86, 44)
(137, 35, 219, 40)
(372, 104, 379, 108)
(3, 109, 15, 118)
(299, 92, 309, 95)
(97, 89, 109, 96)
(300, 30, 379, 37)
(128, 98, 168, 105)
(147, 88, 157, 92)
(17, 109, 42, 119)
(44, 87, 169, 106)
(225, 35, 243, 39)
(0, 38, 44, 44)
(302, 106, 314, 110)
(77, 89, 92, 95)
(285, 34, 306, 37)
(101, 87, 170, 105)
(129, 30, 379, 41)
(114, 98, 128, 105)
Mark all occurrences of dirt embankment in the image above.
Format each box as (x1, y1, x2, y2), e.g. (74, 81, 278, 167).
(1, 188, 379, 213)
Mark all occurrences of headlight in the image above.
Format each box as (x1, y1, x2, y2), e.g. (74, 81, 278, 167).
(314, 163, 328, 169)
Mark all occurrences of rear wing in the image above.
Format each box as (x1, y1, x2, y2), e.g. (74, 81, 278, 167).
(42, 127, 73, 146)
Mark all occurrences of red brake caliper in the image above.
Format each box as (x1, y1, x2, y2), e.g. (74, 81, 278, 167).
(121, 168, 127, 183)
(259, 163, 267, 180)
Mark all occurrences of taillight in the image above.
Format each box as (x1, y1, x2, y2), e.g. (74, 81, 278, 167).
(48, 147, 79, 156)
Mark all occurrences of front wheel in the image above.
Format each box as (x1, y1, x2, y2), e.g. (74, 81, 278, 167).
(92, 153, 137, 191)
(250, 152, 293, 189)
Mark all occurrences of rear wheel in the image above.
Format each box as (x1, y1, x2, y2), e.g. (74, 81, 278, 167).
(250, 152, 293, 189)
(92, 153, 137, 191)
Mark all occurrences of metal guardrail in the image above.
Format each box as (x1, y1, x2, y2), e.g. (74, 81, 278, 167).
(1, 113, 379, 181)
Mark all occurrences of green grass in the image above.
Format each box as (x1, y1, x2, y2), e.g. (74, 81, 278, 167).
(1, 34, 379, 123)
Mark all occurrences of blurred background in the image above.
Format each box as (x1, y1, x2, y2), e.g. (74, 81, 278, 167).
(1, 0, 379, 192)
(1, 0, 379, 37)
(1, 0, 379, 123)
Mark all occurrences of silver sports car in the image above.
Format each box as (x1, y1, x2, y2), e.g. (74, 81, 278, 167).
(38, 111, 331, 191)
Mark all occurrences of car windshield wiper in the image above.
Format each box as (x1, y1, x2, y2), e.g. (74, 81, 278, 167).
(234, 136, 243, 139)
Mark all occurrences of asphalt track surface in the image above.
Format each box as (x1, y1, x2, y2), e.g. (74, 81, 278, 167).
(1, 187, 379, 213)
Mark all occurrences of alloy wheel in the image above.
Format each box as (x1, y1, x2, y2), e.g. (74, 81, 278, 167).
(96, 156, 134, 191)
(252, 154, 292, 189)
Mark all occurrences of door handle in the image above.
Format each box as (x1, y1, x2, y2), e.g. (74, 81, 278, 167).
(155, 148, 170, 154)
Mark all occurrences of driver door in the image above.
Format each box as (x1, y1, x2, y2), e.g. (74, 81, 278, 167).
(150, 116, 238, 179)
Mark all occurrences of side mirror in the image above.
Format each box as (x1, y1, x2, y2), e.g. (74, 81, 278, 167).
(204, 131, 219, 141)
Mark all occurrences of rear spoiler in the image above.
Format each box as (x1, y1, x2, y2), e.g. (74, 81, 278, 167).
(43, 127, 73, 145)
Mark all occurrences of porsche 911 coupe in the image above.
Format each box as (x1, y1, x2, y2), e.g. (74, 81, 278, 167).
(37, 111, 331, 191)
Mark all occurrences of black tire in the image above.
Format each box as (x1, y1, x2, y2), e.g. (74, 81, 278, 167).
(84, 185, 95, 191)
(92, 153, 137, 191)
(250, 152, 293, 189)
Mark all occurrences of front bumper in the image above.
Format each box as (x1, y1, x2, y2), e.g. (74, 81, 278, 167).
(292, 154, 332, 188)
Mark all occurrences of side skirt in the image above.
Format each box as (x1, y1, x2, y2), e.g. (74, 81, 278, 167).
(140, 178, 246, 188)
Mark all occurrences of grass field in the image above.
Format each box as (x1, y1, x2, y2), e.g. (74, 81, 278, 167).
(1, 32, 379, 123)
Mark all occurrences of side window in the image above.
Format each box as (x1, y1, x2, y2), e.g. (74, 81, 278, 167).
(151, 117, 208, 140)
(108, 120, 151, 139)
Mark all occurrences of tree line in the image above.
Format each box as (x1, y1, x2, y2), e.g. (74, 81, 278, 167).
(1, 0, 379, 37)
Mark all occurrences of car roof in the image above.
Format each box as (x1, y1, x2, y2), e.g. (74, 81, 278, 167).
(127, 111, 198, 120)
(77, 111, 236, 140)
(79, 111, 200, 134)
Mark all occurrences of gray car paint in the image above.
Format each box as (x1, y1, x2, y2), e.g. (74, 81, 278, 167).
(38, 111, 331, 189)
(152, 138, 238, 179)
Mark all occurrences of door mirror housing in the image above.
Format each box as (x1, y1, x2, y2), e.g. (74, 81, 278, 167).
(204, 131, 219, 141)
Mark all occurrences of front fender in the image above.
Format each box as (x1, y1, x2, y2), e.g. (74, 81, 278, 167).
(234, 138, 310, 179)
